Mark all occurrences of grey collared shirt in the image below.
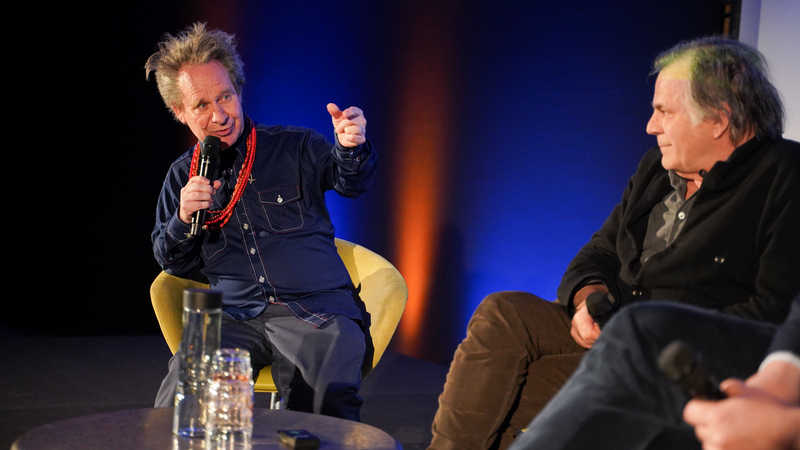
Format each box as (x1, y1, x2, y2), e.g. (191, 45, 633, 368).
(640, 171, 698, 264)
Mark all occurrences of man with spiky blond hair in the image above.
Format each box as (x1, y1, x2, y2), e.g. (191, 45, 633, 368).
(147, 23, 377, 421)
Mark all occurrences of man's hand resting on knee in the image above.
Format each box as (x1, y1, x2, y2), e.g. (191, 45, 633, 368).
(569, 284, 607, 349)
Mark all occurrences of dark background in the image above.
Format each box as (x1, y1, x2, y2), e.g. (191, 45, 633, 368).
(10, 0, 731, 366)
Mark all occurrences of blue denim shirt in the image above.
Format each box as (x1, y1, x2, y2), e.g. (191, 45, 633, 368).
(152, 120, 376, 327)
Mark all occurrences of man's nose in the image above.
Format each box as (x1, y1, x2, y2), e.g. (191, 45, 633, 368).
(211, 104, 229, 124)
(646, 112, 661, 135)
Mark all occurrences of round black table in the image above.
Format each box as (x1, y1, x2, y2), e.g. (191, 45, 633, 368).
(11, 407, 402, 449)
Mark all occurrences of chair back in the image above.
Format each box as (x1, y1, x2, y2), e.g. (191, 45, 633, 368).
(150, 273, 209, 355)
(333, 238, 408, 377)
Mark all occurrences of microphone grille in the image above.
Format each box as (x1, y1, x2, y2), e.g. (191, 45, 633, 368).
(201, 135, 222, 158)
(657, 340, 695, 382)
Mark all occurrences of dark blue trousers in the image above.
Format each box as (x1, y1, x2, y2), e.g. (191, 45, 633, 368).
(509, 302, 778, 450)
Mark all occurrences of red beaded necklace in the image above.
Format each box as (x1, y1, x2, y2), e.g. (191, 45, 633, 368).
(188, 118, 256, 231)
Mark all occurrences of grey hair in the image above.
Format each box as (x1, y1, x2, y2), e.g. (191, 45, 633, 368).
(145, 22, 245, 119)
(652, 37, 784, 145)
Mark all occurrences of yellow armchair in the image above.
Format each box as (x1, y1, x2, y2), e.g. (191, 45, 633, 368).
(150, 238, 408, 398)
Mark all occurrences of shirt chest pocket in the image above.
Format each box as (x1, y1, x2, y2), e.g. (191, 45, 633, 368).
(259, 185, 304, 233)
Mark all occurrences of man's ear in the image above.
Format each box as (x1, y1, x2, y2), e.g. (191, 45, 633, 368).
(712, 102, 731, 140)
(172, 104, 186, 124)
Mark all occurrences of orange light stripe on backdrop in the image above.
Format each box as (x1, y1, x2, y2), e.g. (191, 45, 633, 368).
(391, 1, 459, 357)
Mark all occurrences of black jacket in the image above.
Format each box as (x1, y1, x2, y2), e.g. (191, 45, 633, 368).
(558, 137, 800, 324)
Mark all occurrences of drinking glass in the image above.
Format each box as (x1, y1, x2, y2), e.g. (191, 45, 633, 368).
(204, 349, 254, 449)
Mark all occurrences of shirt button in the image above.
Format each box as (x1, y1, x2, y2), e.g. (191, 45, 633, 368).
(250, 248, 256, 255)
(259, 276, 265, 283)
(677, 212, 686, 220)
(243, 223, 249, 230)
(268, 296, 275, 301)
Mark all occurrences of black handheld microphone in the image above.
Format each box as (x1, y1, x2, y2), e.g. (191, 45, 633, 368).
(189, 135, 221, 236)
(586, 291, 616, 328)
(657, 340, 726, 400)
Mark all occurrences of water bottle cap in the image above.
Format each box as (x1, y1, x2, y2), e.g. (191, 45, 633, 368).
(183, 288, 223, 311)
